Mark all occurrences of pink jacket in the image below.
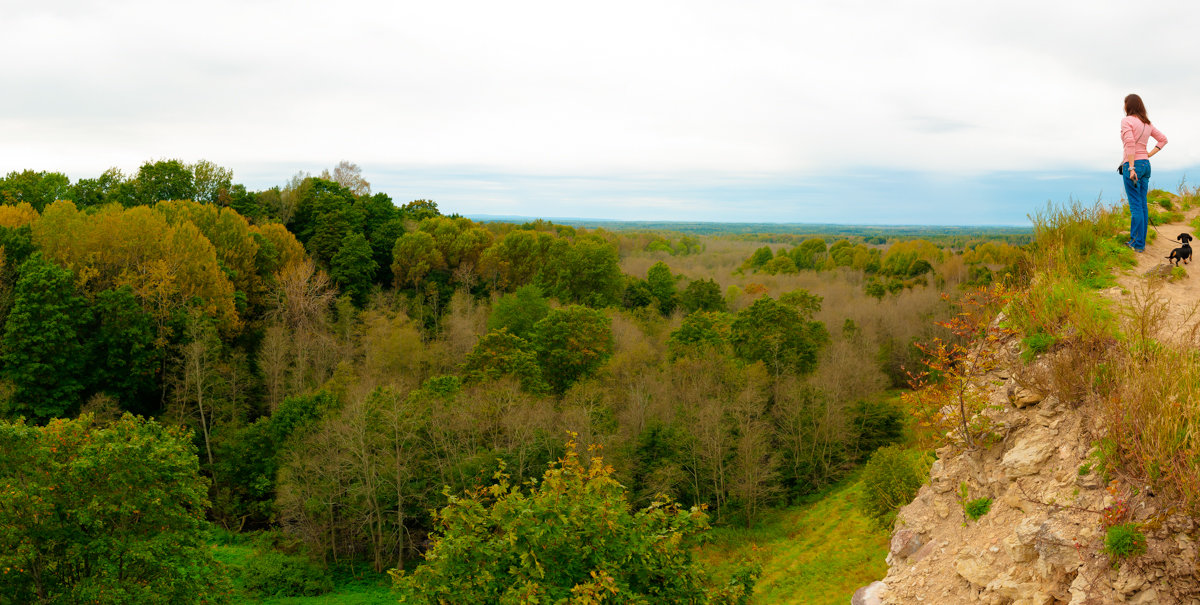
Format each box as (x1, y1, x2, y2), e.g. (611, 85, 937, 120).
(1122, 115, 1167, 161)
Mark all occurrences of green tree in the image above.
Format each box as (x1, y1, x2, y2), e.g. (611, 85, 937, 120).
(330, 232, 378, 306)
(538, 235, 622, 307)
(621, 276, 655, 310)
(0, 170, 73, 211)
(646, 261, 678, 315)
(680, 278, 726, 314)
(859, 445, 924, 528)
(531, 305, 613, 394)
(392, 439, 756, 604)
(0, 414, 230, 603)
(401, 199, 440, 221)
(0, 225, 36, 326)
(479, 229, 555, 290)
(73, 168, 127, 209)
(357, 192, 404, 284)
(1, 253, 92, 420)
(745, 246, 773, 270)
(295, 179, 364, 267)
(668, 311, 732, 359)
(729, 297, 828, 376)
(462, 328, 548, 393)
(391, 230, 445, 289)
(778, 288, 822, 317)
(92, 286, 160, 414)
(191, 159, 233, 204)
(488, 284, 550, 341)
(761, 255, 798, 274)
(132, 159, 196, 206)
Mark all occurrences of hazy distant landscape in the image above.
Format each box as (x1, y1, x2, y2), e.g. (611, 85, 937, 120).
(469, 214, 1036, 238)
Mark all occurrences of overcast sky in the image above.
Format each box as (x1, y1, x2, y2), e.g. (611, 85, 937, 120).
(3, 0, 1197, 225)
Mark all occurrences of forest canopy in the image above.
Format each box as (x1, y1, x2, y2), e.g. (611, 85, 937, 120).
(0, 159, 1022, 600)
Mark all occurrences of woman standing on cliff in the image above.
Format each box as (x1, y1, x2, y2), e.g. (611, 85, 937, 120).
(1121, 93, 1168, 252)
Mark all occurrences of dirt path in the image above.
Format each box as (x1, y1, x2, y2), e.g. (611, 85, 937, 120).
(1110, 209, 1200, 343)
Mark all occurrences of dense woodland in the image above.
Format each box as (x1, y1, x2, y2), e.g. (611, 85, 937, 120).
(0, 160, 1026, 601)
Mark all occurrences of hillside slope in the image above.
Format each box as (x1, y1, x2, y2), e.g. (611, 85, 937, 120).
(861, 209, 1200, 604)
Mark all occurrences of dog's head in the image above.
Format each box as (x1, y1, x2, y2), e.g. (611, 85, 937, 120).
(1180, 233, 1194, 244)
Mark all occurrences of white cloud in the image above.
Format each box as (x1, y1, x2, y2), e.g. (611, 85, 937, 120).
(2, 0, 1198, 205)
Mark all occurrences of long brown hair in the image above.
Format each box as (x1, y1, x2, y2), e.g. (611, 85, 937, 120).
(1125, 94, 1150, 124)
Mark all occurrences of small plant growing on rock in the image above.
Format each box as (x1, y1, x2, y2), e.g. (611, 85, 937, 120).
(1103, 523, 1147, 567)
(1101, 481, 1131, 527)
(956, 482, 993, 522)
(964, 497, 993, 521)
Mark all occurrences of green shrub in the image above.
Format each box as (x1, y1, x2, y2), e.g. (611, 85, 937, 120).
(859, 446, 925, 528)
(240, 550, 332, 597)
(1171, 266, 1187, 282)
(392, 440, 754, 604)
(964, 497, 992, 521)
(1020, 332, 1056, 362)
(1149, 208, 1183, 226)
(1103, 523, 1147, 567)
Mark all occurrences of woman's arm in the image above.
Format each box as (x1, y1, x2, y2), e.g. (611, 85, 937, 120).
(1121, 118, 1138, 177)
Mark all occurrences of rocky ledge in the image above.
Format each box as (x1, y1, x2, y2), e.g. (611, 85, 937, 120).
(857, 353, 1200, 604)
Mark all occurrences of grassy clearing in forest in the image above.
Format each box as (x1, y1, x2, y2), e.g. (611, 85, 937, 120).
(696, 471, 890, 605)
(211, 542, 395, 605)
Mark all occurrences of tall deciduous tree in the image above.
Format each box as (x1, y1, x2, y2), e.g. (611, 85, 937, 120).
(92, 286, 160, 414)
(322, 160, 371, 196)
(132, 159, 196, 206)
(531, 305, 613, 394)
(487, 284, 549, 341)
(680, 278, 726, 314)
(0, 170, 73, 211)
(647, 260, 679, 315)
(537, 235, 622, 307)
(478, 229, 554, 290)
(330, 232, 378, 307)
(191, 159, 234, 204)
(462, 328, 548, 393)
(391, 231, 444, 290)
(0, 253, 92, 420)
(729, 297, 828, 377)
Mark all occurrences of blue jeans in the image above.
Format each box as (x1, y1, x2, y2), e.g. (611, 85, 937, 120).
(1123, 159, 1152, 250)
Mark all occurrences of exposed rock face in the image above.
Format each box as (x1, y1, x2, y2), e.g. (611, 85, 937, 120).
(1006, 382, 1043, 408)
(851, 581, 886, 605)
(1000, 427, 1055, 479)
(869, 344, 1200, 605)
(890, 528, 923, 559)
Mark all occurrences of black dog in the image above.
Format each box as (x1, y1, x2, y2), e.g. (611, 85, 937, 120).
(1167, 233, 1194, 266)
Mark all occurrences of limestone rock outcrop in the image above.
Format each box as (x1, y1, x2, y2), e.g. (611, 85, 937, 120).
(857, 343, 1200, 604)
